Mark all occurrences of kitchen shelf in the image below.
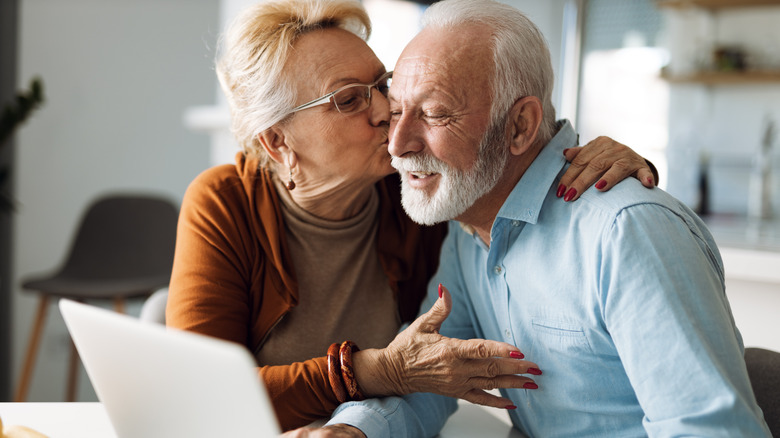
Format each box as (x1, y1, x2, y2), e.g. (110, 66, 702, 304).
(657, 0, 780, 9)
(661, 70, 780, 84)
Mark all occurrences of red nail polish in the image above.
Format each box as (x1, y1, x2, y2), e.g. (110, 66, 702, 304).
(528, 368, 542, 375)
(510, 351, 524, 359)
(595, 180, 607, 190)
(556, 184, 566, 198)
(523, 382, 538, 390)
(438, 283, 443, 298)
(505, 404, 518, 410)
(562, 148, 570, 155)
(563, 188, 577, 202)
(647, 176, 654, 186)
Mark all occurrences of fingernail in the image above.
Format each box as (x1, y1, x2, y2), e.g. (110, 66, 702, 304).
(528, 368, 543, 375)
(438, 283, 443, 299)
(523, 382, 538, 390)
(556, 184, 566, 198)
(562, 148, 570, 155)
(510, 351, 524, 359)
(563, 187, 577, 202)
(505, 405, 517, 410)
(595, 180, 607, 190)
(647, 176, 654, 186)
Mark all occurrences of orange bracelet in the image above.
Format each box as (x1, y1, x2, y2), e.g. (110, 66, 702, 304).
(327, 343, 348, 403)
(339, 341, 365, 401)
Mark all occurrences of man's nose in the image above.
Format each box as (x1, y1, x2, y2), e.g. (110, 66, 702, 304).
(388, 113, 424, 158)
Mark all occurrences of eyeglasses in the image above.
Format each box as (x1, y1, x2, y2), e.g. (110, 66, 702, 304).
(290, 71, 393, 115)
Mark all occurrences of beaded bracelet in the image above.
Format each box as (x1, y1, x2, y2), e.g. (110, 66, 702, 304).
(339, 340, 365, 401)
(327, 343, 349, 403)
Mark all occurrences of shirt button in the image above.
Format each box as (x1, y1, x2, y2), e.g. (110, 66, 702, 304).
(511, 220, 521, 227)
(494, 265, 503, 275)
(505, 329, 512, 338)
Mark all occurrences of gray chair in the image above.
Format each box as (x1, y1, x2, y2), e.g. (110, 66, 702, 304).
(139, 287, 169, 324)
(15, 194, 178, 402)
(745, 347, 780, 437)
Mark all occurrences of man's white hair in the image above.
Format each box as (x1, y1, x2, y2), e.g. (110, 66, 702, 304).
(422, 0, 557, 144)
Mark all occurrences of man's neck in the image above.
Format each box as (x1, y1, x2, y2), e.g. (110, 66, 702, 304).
(459, 143, 543, 247)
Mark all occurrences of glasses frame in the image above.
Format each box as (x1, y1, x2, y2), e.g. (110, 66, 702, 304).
(290, 71, 393, 114)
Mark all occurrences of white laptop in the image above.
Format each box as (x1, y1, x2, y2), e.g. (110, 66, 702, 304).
(59, 299, 281, 437)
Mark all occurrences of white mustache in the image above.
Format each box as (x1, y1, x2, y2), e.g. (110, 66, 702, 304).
(391, 154, 449, 175)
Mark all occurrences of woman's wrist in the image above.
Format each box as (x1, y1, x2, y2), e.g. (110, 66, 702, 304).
(351, 348, 401, 398)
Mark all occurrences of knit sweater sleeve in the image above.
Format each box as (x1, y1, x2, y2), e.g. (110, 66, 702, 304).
(166, 164, 340, 431)
(259, 358, 340, 430)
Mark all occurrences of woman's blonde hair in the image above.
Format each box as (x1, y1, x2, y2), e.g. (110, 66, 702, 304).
(216, 0, 371, 166)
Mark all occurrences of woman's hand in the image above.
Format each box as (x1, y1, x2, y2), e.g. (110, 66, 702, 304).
(353, 285, 540, 410)
(281, 424, 366, 438)
(557, 136, 659, 202)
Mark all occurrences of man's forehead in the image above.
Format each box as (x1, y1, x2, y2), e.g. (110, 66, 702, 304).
(390, 56, 464, 103)
(391, 27, 493, 100)
(393, 55, 439, 80)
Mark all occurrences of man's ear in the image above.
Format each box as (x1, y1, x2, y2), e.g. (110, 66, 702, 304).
(508, 96, 543, 156)
(257, 127, 290, 165)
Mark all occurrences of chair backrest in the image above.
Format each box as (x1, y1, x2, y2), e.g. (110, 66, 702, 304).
(139, 288, 169, 324)
(59, 194, 179, 281)
(744, 347, 780, 437)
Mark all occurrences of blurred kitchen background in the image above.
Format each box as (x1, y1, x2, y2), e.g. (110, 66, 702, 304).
(1, 0, 778, 402)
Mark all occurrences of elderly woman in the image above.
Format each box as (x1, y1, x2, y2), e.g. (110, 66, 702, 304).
(166, 0, 658, 432)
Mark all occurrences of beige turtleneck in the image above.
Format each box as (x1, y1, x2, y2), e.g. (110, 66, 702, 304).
(255, 178, 400, 366)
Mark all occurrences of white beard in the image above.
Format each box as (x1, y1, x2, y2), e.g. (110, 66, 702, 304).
(391, 117, 510, 225)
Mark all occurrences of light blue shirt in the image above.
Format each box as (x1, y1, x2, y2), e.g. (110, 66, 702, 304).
(328, 120, 771, 437)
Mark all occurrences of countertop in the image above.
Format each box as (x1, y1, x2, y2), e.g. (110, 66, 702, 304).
(704, 215, 780, 284)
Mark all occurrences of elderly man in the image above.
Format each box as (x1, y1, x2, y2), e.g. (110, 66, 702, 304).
(317, 0, 772, 437)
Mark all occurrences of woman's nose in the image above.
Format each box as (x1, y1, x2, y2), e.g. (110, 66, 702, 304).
(368, 90, 390, 127)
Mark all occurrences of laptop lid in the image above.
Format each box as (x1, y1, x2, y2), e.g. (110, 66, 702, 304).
(59, 299, 281, 438)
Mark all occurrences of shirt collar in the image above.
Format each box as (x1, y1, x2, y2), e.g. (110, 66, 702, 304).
(495, 119, 577, 225)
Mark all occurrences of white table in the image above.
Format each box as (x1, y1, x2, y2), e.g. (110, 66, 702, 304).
(0, 400, 525, 437)
(0, 403, 114, 437)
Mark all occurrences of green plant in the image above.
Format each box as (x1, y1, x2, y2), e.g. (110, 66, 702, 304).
(0, 77, 45, 212)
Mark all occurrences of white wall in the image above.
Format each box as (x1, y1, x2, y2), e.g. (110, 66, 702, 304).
(12, 0, 219, 401)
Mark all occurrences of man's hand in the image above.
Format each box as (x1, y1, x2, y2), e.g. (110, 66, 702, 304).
(281, 424, 366, 438)
(558, 136, 658, 202)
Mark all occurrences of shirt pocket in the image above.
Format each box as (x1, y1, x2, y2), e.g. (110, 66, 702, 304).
(530, 318, 594, 356)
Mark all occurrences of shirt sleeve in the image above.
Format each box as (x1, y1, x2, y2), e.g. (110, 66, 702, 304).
(327, 393, 458, 438)
(601, 203, 771, 437)
(325, 221, 474, 437)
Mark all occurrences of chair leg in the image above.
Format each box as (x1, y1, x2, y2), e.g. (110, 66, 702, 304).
(14, 296, 50, 402)
(65, 337, 80, 402)
(114, 298, 125, 314)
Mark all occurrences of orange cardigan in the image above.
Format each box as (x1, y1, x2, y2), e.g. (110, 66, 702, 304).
(167, 154, 447, 430)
